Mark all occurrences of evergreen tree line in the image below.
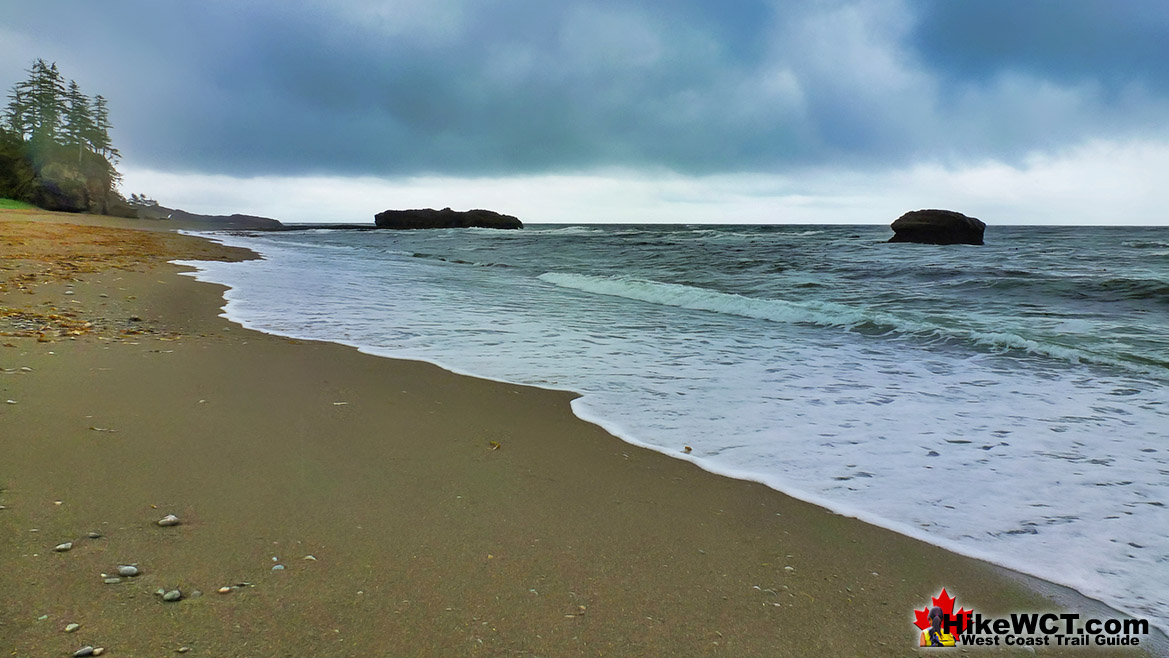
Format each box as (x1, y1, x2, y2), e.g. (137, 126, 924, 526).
(0, 59, 132, 215)
(4, 59, 119, 162)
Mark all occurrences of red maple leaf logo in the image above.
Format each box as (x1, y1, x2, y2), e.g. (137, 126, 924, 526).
(913, 588, 971, 635)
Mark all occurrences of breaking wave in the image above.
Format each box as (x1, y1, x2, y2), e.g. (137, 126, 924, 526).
(536, 272, 1165, 371)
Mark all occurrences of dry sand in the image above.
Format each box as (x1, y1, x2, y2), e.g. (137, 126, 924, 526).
(0, 210, 1158, 656)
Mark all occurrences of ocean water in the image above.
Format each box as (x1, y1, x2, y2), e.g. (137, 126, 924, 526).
(179, 224, 1169, 631)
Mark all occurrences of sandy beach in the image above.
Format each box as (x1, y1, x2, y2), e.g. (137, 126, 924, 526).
(0, 211, 1159, 657)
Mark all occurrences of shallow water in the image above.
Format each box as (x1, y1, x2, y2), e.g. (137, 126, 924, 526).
(179, 224, 1169, 632)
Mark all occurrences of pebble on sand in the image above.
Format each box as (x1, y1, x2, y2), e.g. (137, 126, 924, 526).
(103, 577, 122, 585)
(73, 647, 94, 657)
(87, 532, 103, 539)
(64, 623, 80, 632)
(53, 542, 73, 552)
(163, 589, 182, 602)
(217, 586, 232, 594)
(157, 514, 181, 527)
(272, 564, 285, 571)
(117, 565, 140, 577)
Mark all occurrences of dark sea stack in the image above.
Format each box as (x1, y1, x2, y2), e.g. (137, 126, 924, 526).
(374, 208, 523, 230)
(888, 209, 986, 245)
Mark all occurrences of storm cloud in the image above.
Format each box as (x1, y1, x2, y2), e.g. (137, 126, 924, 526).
(5, 0, 1167, 179)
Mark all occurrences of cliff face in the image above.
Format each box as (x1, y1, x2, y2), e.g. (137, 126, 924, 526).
(374, 207, 523, 230)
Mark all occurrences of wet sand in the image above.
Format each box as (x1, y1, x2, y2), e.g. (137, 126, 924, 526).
(0, 210, 1158, 656)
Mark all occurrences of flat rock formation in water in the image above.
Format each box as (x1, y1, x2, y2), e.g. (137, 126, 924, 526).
(888, 209, 985, 245)
(374, 207, 523, 230)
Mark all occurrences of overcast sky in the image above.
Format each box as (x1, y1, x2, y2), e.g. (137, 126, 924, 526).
(4, 0, 1168, 224)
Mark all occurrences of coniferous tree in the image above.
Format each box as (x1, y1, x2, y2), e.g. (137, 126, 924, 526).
(89, 95, 119, 163)
(63, 80, 97, 162)
(26, 59, 67, 143)
(5, 82, 33, 139)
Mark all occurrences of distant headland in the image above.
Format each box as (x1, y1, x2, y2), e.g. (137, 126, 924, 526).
(374, 207, 523, 230)
(133, 201, 283, 230)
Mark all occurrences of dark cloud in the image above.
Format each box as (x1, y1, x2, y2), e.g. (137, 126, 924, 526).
(910, 0, 1169, 92)
(3, 0, 1168, 178)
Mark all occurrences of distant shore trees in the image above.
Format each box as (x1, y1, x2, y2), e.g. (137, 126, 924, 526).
(127, 193, 159, 207)
(1, 59, 131, 215)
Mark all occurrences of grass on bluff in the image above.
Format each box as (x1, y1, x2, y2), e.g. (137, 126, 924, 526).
(0, 198, 37, 210)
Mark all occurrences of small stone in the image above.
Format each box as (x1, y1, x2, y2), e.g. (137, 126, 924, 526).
(117, 565, 139, 577)
(5, 399, 16, 404)
(73, 647, 94, 657)
(163, 589, 182, 602)
(178, 647, 190, 653)
(190, 590, 202, 598)
(104, 577, 123, 585)
(93, 649, 105, 656)
(217, 586, 232, 594)
(64, 290, 74, 295)
(20, 366, 32, 371)
(87, 532, 103, 539)
(54, 542, 73, 552)
(65, 623, 80, 632)
(157, 514, 181, 527)
(271, 564, 284, 571)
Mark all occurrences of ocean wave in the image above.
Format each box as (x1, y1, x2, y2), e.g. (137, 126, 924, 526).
(1095, 276, 1169, 302)
(536, 272, 1165, 372)
(527, 226, 609, 236)
(409, 252, 512, 268)
(537, 272, 907, 331)
(1123, 240, 1169, 249)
